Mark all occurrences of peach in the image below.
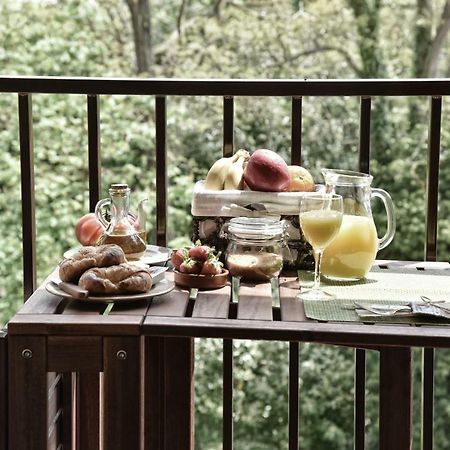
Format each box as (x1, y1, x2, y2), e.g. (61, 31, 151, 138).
(287, 165, 315, 192)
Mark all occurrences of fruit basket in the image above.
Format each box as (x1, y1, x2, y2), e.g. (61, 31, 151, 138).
(191, 181, 317, 270)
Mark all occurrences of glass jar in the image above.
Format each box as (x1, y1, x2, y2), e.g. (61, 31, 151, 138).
(224, 217, 285, 282)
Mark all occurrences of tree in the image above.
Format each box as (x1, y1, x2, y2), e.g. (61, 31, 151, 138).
(2, 1, 450, 448)
(413, 0, 450, 78)
(346, 0, 386, 78)
(125, 0, 153, 73)
(411, 0, 450, 126)
(346, 0, 393, 173)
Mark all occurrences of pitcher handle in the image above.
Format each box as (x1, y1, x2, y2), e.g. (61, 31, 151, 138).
(94, 198, 110, 228)
(371, 188, 396, 250)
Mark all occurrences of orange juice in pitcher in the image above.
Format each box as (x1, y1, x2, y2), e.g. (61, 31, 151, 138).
(320, 169, 395, 280)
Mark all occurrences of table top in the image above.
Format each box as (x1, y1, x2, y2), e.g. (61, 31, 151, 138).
(7, 260, 450, 348)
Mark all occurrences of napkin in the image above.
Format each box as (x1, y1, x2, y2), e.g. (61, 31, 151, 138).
(355, 301, 450, 320)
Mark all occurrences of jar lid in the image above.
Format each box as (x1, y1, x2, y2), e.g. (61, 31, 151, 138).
(110, 183, 129, 191)
(109, 183, 130, 196)
(228, 217, 284, 239)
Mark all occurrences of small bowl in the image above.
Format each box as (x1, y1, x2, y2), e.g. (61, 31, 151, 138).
(174, 269, 229, 290)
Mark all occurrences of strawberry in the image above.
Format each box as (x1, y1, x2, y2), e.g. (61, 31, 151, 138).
(188, 243, 212, 262)
(179, 258, 202, 274)
(200, 257, 223, 276)
(171, 248, 188, 270)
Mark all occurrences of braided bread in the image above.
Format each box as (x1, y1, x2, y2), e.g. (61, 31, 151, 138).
(79, 264, 152, 294)
(59, 244, 126, 283)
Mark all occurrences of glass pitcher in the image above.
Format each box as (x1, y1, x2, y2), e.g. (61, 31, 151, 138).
(320, 169, 395, 280)
(95, 183, 146, 260)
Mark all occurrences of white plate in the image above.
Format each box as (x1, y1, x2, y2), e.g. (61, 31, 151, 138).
(63, 245, 172, 265)
(45, 278, 175, 303)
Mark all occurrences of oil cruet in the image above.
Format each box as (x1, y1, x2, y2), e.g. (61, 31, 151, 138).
(320, 169, 395, 280)
(95, 183, 146, 260)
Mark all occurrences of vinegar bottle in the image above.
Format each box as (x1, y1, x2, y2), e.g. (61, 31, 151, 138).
(95, 184, 146, 260)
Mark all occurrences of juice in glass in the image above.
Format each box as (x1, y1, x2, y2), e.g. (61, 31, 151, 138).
(300, 210, 343, 249)
(321, 214, 378, 280)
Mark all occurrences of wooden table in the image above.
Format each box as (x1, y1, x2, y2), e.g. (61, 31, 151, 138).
(5, 261, 450, 450)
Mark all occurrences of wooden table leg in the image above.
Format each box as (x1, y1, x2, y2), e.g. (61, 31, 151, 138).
(75, 372, 100, 450)
(143, 336, 194, 450)
(144, 336, 164, 450)
(164, 337, 195, 449)
(8, 336, 47, 450)
(379, 347, 413, 450)
(61, 373, 75, 450)
(103, 336, 141, 450)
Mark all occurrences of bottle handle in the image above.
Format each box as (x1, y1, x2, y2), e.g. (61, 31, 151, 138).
(95, 198, 110, 228)
(371, 188, 396, 250)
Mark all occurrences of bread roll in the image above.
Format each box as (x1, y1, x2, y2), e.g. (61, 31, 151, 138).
(79, 264, 152, 294)
(59, 244, 126, 283)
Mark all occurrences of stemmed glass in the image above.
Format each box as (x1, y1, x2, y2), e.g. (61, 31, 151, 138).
(297, 193, 343, 300)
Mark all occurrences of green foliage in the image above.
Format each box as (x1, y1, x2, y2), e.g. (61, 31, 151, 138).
(1, 1, 450, 449)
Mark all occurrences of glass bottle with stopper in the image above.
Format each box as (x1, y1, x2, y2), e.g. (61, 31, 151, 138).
(95, 183, 146, 260)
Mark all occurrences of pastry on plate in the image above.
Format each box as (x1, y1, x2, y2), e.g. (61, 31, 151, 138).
(79, 263, 153, 294)
(59, 244, 126, 283)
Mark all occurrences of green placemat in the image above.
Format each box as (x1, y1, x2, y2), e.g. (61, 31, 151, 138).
(302, 299, 450, 325)
(299, 268, 450, 325)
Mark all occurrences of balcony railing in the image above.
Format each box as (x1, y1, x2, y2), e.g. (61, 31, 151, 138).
(0, 76, 447, 450)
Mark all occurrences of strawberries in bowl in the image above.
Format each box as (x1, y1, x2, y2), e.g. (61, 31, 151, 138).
(172, 242, 228, 289)
(171, 248, 188, 269)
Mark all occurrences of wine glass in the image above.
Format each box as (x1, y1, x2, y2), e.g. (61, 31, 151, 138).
(297, 193, 343, 300)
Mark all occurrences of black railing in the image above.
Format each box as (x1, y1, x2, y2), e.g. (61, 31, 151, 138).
(0, 76, 446, 450)
(0, 330, 7, 450)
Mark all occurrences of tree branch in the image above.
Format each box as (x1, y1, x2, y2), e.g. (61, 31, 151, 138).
(425, 0, 450, 77)
(124, 0, 152, 73)
(268, 45, 362, 76)
(177, 0, 189, 42)
(318, 45, 363, 76)
(103, 4, 126, 48)
(213, 0, 225, 19)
